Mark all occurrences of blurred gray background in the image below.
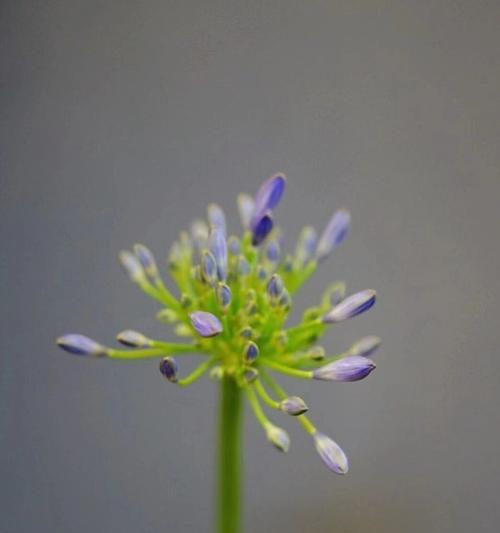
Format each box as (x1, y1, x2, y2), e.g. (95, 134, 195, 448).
(2, 1, 500, 532)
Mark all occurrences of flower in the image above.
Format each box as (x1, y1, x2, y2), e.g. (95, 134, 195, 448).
(56, 172, 379, 474)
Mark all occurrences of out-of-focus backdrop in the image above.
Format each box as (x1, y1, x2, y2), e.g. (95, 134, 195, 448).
(2, 1, 500, 532)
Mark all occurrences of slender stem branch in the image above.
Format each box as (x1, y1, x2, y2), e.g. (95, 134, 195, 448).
(218, 376, 243, 533)
(177, 356, 216, 387)
(261, 359, 313, 379)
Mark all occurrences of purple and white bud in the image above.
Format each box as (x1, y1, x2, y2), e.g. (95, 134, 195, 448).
(119, 251, 145, 282)
(313, 432, 349, 474)
(321, 281, 346, 309)
(216, 283, 232, 309)
(266, 424, 290, 453)
(251, 212, 274, 246)
(237, 193, 255, 229)
(266, 240, 281, 263)
(159, 357, 178, 383)
(243, 341, 260, 363)
(295, 226, 318, 265)
(243, 367, 259, 384)
(267, 273, 284, 300)
(279, 396, 308, 416)
(237, 256, 250, 276)
(313, 355, 376, 382)
(116, 330, 152, 348)
(200, 250, 217, 285)
(323, 290, 376, 323)
(207, 203, 227, 235)
(227, 236, 241, 255)
(252, 173, 286, 225)
(189, 311, 223, 338)
(133, 244, 158, 277)
(56, 334, 107, 357)
(316, 208, 351, 262)
(208, 226, 228, 281)
(349, 336, 381, 358)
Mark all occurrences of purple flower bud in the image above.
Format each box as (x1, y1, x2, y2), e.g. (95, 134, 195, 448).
(119, 251, 145, 282)
(251, 212, 274, 246)
(267, 273, 284, 299)
(279, 396, 308, 416)
(227, 236, 241, 255)
(189, 311, 223, 338)
(278, 289, 291, 309)
(313, 432, 349, 474)
(243, 341, 259, 363)
(237, 255, 250, 276)
(323, 290, 376, 323)
(207, 203, 226, 235)
(266, 424, 290, 453)
(159, 357, 178, 383)
(349, 336, 381, 358)
(208, 226, 228, 281)
(216, 283, 232, 309)
(239, 327, 253, 339)
(295, 226, 317, 265)
(237, 193, 255, 229)
(257, 266, 268, 280)
(252, 173, 286, 224)
(266, 240, 281, 262)
(200, 250, 217, 285)
(56, 334, 107, 357)
(313, 355, 376, 382)
(316, 209, 351, 262)
(133, 244, 158, 277)
(116, 330, 152, 348)
(243, 367, 259, 384)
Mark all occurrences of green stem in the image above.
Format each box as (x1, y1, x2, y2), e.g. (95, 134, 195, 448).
(218, 376, 243, 533)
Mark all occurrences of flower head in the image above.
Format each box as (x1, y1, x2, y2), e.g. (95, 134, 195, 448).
(56, 172, 379, 474)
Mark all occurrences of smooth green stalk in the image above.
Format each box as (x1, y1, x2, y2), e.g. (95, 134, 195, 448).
(218, 376, 243, 533)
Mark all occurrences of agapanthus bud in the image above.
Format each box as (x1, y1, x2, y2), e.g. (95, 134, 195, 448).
(116, 330, 152, 348)
(207, 203, 226, 235)
(56, 334, 107, 357)
(257, 266, 268, 280)
(313, 355, 376, 382)
(251, 213, 274, 246)
(237, 255, 250, 276)
(295, 226, 317, 265)
(307, 345, 326, 361)
(349, 336, 381, 358)
(216, 283, 232, 309)
(208, 226, 228, 281)
(239, 326, 253, 339)
(279, 396, 308, 416)
(156, 309, 178, 324)
(189, 311, 223, 338)
(266, 240, 281, 262)
(237, 193, 255, 229)
(266, 424, 290, 453)
(243, 367, 259, 384)
(190, 219, 209, 248)
(252, 173, 286, 224)
(321, 282, 346, 308)
(278, 289, 291, 310)
(119, 250, 145, 282)
(323, 290, 376, 323)
(267, 273, 284, 300)
(159, 357, 178, 383)
(243, 341, 259, 363)
(133, 244, 158, 277)
(227, 236, 241, 255)
(313, 432, 349, 474)
(209, 366, 225, 381)
(316, 208, 351, 262)
(200, 250, 218, 285)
